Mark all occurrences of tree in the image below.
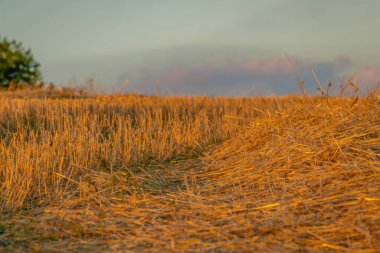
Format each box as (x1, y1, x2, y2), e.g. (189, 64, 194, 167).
(0, 36, 42, 89)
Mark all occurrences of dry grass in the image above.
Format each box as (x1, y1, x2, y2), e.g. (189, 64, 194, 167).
(0, 88, 379, 252)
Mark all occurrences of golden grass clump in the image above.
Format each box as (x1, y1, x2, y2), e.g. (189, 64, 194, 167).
(193, 97, 380, 252)
(0, 92, 379, 252)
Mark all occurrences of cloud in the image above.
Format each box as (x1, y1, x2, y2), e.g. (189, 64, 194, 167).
(162, 68, 192, 84)
(45, 43, 369, 96)
(357, 67, 380, 87)
(334, 56, 354, 70)
(242, 57, 289, 75)
(140, 57, 295, 96)
(127, 56, 347, 96)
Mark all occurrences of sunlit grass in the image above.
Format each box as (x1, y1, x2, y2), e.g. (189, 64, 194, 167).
(0, 88, 379, 252)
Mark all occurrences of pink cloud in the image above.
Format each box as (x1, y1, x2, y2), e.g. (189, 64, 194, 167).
(242, 57, 289, 74)
(163, 68, 191, 83)
(164, 57, 291, 84)
(357, 67, 380, 86)
(152, 55, 371, 96)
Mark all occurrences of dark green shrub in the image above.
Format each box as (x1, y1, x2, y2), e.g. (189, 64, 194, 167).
(0, 36, 42, 89)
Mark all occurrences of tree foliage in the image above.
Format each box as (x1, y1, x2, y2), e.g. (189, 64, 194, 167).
(0, 36, 42, 89)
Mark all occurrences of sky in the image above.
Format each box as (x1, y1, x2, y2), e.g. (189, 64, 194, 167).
(1, 0, 380, 96)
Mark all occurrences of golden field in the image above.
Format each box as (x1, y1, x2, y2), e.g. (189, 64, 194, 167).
(0, 88, 379, 252)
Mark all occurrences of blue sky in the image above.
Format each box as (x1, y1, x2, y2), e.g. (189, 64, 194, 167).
(1, 0, 380, 95)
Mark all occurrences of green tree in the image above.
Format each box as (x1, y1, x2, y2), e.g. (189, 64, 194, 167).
(0, 36, 42, 89)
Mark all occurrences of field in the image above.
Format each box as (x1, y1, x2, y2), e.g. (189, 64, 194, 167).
(0, 88, 379, 252)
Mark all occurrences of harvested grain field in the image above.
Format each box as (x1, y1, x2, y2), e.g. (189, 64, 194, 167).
(0, 89, 379, 252)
